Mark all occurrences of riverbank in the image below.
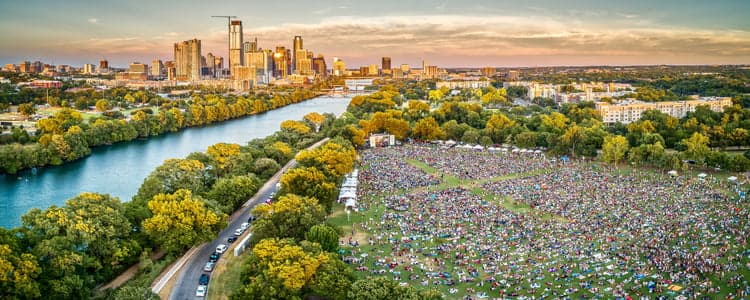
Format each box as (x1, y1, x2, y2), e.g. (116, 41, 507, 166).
(0, 96, 351, 228)
(0, 90, 318, 175)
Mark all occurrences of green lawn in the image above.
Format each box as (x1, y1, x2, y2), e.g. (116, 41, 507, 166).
(206, 249, 246, 300)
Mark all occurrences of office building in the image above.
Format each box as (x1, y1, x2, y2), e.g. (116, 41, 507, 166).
(18, 61, 30, 73)
(30, 61, 42, 73)
(292, 36, 303, 72)
(400, 64, 410, 74)
(596, 97, 732, 124)
(273, 46, 288, 78)
(481, 67, 496, 77)
(83, 63, 96, 74)
(99, 60, 109, 70)
(3, 64, 17, 72)
(333, 57, 346, 76)
(436, 80, 491, 89)
(423, 65, 439, 79)
(369, 64, 378, 76)
(312, 55, 327, 77)
(295, 49, 312, 75)
(174, 38, 201, 81)
(245, 50, 271, 84)
(506, 70, 519, 81)
(229, 20, 243, 71)
(381, 57, 391, 74)
(151, 59, 164, 77)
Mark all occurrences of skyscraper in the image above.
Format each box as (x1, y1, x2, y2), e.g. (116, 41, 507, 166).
(312, 55, 327, 77)
(174, 38, 201, 81)
(333, 57, 346, 76)
(292, 36, 303, 72)
(381, 57, 391, 72)
(273, 46, 288, 78)
(229, 20, 243, 72)
(151, 59, 164, 77)
(99, 60, 109, 70)
(295, 49, 312, 75)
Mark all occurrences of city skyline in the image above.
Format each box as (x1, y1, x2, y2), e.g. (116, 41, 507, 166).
(1, 0, 748, 68)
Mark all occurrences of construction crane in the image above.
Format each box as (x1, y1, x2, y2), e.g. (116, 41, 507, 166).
(211, 15, 237, 77)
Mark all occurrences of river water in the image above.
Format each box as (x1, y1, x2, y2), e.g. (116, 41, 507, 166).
(0, 96, 351, 228)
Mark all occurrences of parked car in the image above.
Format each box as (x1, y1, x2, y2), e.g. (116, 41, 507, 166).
(234, 228, 244, 236)
(227, 236, 237, 243)
(209, 252, 220, 263)
(240, 222, 250, 230)
(203, 261, 215, 272)
(199, 274, 210, 285)
(216, 244, 228, 254)
(195, 285, 207, 297)
(247, 215, 256, 222)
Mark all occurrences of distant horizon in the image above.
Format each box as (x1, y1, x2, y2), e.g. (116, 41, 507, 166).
(1, 0, 748, 68)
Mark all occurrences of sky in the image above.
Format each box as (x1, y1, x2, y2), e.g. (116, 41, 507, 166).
(0, 0, 748, 68)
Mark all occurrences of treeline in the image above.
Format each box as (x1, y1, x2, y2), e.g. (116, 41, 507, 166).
(0, 111, 333, 299)
(0, 89, 315, 174)
(344, 83, 750, 172)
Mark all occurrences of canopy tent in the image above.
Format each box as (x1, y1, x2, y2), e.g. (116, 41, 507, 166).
(345, 198, 357, 209)
(728, 176, 738, 181)
(445, 140, 457, 145)
(668, 170, 678, 177)
(473, 145, 484, 150)
(697, 173, 708, 178)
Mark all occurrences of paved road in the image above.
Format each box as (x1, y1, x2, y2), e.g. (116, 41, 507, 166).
(169, 138, 329, 300)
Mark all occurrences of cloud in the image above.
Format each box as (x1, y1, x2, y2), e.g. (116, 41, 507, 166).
(87, 18, 97, 24)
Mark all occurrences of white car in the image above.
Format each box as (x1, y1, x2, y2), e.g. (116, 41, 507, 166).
(195, 285, 207, 297)
(203, 261, 215, 272)
(240, 222, 250, 230)
(215, 244, 228, 254)
(234, 228, 244, 236)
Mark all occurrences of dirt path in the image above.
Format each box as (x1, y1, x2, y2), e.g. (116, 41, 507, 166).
(98, 249, 166, 291)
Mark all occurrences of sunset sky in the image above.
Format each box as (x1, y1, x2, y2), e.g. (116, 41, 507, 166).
(1, 0, 748, 68)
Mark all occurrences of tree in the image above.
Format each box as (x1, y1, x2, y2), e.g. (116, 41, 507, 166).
(305, 254, 354, 300)
(279, 167, 338, 211)
(411, 117, 444, 141)
(485, 113, 517, 143)
(251, 194, 326, 243)
(0, 243, 41, 299)
(206, 143, 241, 171)
(95, 99, 110, 112)
(304, 224, 339, 252)
(514, 131, 538, 148)
(21, 193, 138, 298)
(295, 141, 357, 179)
(133, 159, 211, 205)
(253, 157, 281, 179)
(601, 135, 629, 164)
(17, 103, 36, 118)
(206, 175, 259, 213)
(303, 112, 326, 132)
(681, 132, 711, 163)
(560, 124, 586, 157)
(348, 277, 422, 300)
(281, 120, 312, 135)
(113, 285, 159, 300)
(142, 189, 225, 254)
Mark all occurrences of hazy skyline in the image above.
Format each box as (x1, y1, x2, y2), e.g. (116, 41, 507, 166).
(1, 0, 748, 68)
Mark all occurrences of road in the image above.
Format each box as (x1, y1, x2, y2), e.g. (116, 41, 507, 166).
(168, 138, 329, 300)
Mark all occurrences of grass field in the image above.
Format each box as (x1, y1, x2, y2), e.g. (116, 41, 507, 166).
(332, 149, 750, 299)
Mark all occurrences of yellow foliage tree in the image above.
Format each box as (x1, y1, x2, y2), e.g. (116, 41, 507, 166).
(252, 238, 329, 290)
(280, 120, 312, 135)
(206, 143, 241, 169)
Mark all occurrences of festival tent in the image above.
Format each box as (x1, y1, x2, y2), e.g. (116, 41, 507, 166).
(697, 173, 708, 178)
(446, 140, 457, 145)
(473, 145, 484, 150)
(728, 176, 738, 181)
(668, 170, 678, 177)
(344, 198, 357, 210)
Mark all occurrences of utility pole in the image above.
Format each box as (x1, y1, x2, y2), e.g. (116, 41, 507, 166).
(211, 15, 237, 78)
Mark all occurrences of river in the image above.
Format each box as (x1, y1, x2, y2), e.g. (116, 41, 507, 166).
(0, 96, 351, 228)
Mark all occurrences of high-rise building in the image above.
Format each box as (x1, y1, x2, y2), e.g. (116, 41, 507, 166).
(30, 61, 42, 73)
(174, 38, 201, 81)
(151, 59, 164, 77)
(295, 49, 312, 75)
(229, 20, 243, 72)
(128, 62, 148, 80)
(206, 53, 216, 77)
(99, 60, 109, 70)
(245, 50, 271, 84)
(312, 55, 327, 77)
(481, 67, 496, 77)
(292, 36, 303, 72)
(83, 63, 96, 74)
(18, 61, 30, 73)
(400, 64, 410, 73)
(381, 57, 391, 72)
(368, 64, 378, 76)
(506, 70, 519, 81)
(164, 61, 176, 80)
(3, 64, 17, 72)
(249, 37, 258, 52)
(423, 65, 439, 79)
(359, 66, 369, 76)
(333, 57, 346, 76)
(273, 46, 288, 78)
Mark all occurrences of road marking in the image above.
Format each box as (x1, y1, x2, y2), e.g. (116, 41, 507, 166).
(151, 244, 203, 294)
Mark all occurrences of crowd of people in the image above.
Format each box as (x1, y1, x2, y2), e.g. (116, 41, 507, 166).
(346, 142, 750, 299)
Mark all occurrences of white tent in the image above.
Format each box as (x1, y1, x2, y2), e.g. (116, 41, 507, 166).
(345, 198, 357, 209)
(512, 149, 519, 153)
(728, 176, 738, 181)
(697, 173, 708, 178)
(502, 148, 509, 152)
(473, 145, 484, 150)
(446, 140, 457, 145)
(534, 150, 542, 154)
(668, 170, 678, 177)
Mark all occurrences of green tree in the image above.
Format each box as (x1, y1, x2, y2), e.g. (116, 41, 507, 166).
(251, 194, 326, 243)
(17, 103, 36, 118)
(348, 277, 422, 300)
(681, 132, 711, 163)
(304, 224, 339, 252)
(601, 135, 629, 164)
(206, 175, 259, 213)
(113, 285, 159, 300)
